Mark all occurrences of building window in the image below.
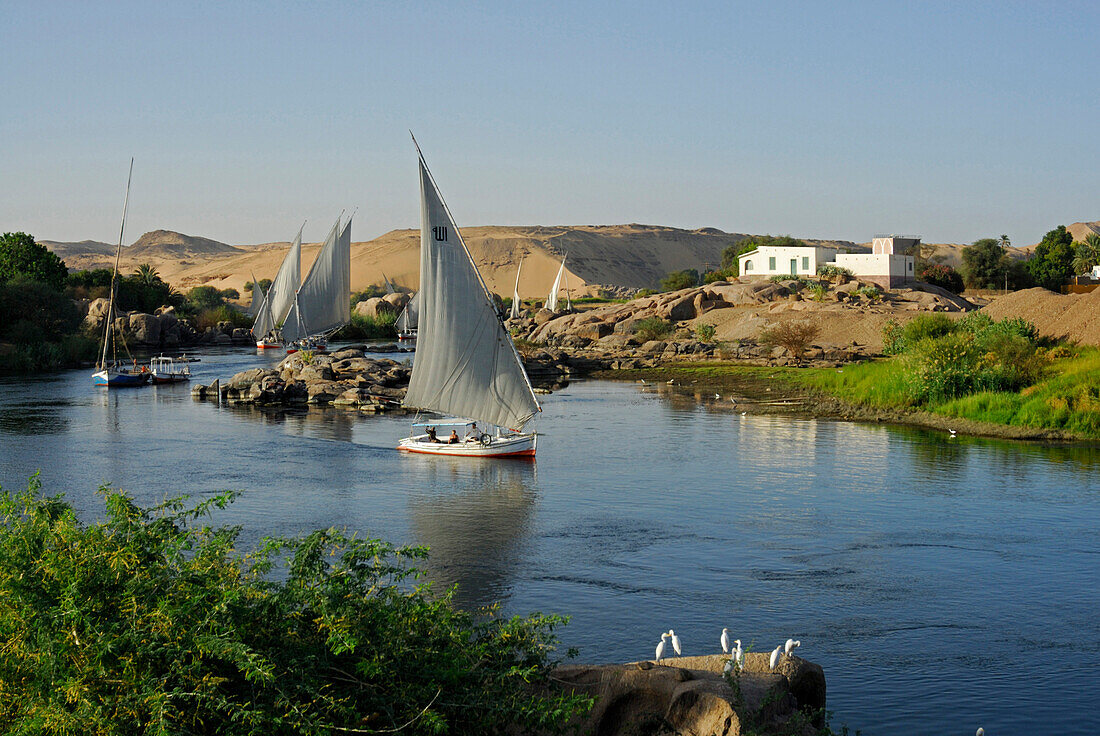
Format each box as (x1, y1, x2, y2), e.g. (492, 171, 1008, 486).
(768, 256, 776, 270)
(744, 260, 753, 272)
(908, 262, 913, 271)
(802, 256, 809, 270)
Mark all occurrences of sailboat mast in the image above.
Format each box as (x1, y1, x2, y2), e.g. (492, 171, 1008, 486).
(100, 158, 133, 371)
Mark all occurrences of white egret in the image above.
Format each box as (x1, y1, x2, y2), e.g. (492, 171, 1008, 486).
(655, 632, 670, 661)
(949, 428, 957, 437)
(733, 640, 743, 669)
(715, 393, 721, 400)
(784, 639, 801, 656)
(721, 628, 730, 653)
(769, 645, 782, 670)
(669, 629, 682, 656)
(976, 729, 984, 736)
(741, 411, 747, 416)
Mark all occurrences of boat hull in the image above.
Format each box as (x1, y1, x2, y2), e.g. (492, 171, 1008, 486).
(151, 374, 190, 384)
(397, 432, 536, 457)
(256, 341, 280, 349)
(92, 369, 150, 387)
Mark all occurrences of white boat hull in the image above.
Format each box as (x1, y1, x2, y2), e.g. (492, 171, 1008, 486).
(397, 432, 536, 457)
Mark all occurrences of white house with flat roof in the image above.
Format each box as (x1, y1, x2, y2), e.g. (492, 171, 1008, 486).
(738, 235, 918, 289)
(738, 245, 840, 278)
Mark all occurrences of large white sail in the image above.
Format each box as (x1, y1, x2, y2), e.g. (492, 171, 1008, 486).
(546, 256, 566, 312)
(283, 216, 350, 343)
(403, 153, 540, 431)
(509, 258, 523, 320)
(397, 291, 419, 332)
(253, 227, 302, 337)
(248, 272, 265, 318)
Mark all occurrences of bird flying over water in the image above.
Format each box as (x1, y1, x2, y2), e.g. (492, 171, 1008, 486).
(769, 645, 782, 670)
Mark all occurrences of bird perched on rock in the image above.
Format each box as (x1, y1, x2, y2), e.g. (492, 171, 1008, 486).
(655, 632, 670, 661)
(784, 638, 801, 656)
(769, 645, 782, 670)
(721, 628, 730, 653)
(976, 729, 984, 736)
(669, 629, 682, 656)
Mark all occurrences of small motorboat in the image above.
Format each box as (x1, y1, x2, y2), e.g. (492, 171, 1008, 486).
(150, 355, 191, 384)
(398, 421, 536, 458)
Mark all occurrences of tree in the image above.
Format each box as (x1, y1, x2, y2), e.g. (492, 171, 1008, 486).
(1071, 233, 1100, 276)
(0, 232, 68, 290)
(660, 269, 699, 291)
(220, 287, 240, 301)
(917, 263, 964, 294)
(1000, 234, 1011, 249)
(187, 285, 227, 310)
(1027, 226, 1075, 291)
(132, 263, 161, 285)
(244, 278, 272, 294)
(961, 238, 1008, 289)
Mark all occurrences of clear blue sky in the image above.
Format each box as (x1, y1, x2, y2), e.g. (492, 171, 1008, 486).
(2, 0, 1097, 247)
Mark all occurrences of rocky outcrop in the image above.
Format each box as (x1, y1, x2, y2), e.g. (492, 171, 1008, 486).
(354, 297, 400, 319)
(83, 300, 245, 348)
(196, 348, 412, 410)
(552, 653, 825, 736)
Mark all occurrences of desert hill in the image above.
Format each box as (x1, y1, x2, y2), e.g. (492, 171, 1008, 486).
(1067, 221, 1100, 242)
(45, 225, 854, 299)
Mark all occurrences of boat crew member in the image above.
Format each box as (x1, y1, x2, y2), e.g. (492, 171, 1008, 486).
(466, 423, 481, 442)
(448, 430, 459, 444)
(426, 426, 439, 443)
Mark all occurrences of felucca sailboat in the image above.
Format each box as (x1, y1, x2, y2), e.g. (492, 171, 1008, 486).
(252, 225, 303, 349)
(282, 215, 352, 353)
(398, 141, 540, 458)
(93, 159, 149, 388)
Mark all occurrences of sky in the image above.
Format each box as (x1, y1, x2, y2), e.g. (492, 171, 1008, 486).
(2, 0, 1097, 247)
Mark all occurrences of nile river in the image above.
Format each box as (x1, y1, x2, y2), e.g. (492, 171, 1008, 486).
(1, 345, 1097, 736)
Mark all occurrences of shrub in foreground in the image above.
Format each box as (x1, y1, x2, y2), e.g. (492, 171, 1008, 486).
(0, 478, 589, 735)
(633, 317, 675, 342)
(760, 320, 821, 361)
(332, 311, 398, 340)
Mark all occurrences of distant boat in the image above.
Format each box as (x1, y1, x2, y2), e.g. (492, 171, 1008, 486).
(282, 216, 352, 353)
(252, 225, 303, 349)
(509, 257, 524, 320)
(396, 292, 419, 341)
(93, 159, 150, 388)
(546, 254, 571, 312)
(398, 140, 540, 458)
(150, 355, 190, 384)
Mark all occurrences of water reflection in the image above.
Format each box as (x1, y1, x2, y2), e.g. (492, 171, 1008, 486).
(0, 400, 71, 435)
(408, 459, 537, 610)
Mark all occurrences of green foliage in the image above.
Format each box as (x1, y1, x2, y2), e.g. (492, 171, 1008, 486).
(854, 285, 882, 300)
(332, 311, 398, 340)
(759, 320, 821, 360)
(768, 275, 809, 287)
(635, 288, 656, 298)
(119, 275, 179, 314)
(703, 270, 728, 284)
(220, 287, 240, 301)
(350, 285, 389, 303)
(192, 305, 253, 332)
(660, 269, 700, 291)
(0, 279, 84, 344)
(633, 317, 674, 342)
(917, 263, 964, 293)
(186, 285, 228, 310)
(244, 278, 272, 294)
(806, 283, 828, 301)
(131, 263, 160, 285)
(816, 264, 853, 282)
(695, 323, 716, 342)
(0, 480, 591, 736)
(1027, 225, 1075, 291)
(1071, 233, 1100, 275)
(0, 232, 68, 290)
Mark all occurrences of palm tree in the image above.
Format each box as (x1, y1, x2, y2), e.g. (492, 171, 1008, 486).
(132, 263, 160, 284)
(1071, 233, 1100, 276)
(1000, 234, 1010, 250)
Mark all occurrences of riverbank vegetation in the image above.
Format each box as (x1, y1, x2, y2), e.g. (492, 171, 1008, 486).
(332, 311, 398, 339)
(0, 476, 590, 735)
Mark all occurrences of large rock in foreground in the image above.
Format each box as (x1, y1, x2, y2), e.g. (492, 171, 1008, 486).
(552, 653, 825, 736)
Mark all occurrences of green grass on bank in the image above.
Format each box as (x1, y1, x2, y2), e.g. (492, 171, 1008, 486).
(793, 347, 1100, 439)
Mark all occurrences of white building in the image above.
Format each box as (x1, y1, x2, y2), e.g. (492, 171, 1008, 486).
(738, 245, 839, 278)
(834, 236, 917, 289)
(738, 235, 917, 290)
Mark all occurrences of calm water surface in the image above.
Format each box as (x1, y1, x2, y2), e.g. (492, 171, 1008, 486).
(1, 345, 1098, 736)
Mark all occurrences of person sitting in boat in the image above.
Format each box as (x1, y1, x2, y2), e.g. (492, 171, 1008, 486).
(465, 423, 481, 442)
(448, 430, 459, 444)
(425, 426, 439, 443)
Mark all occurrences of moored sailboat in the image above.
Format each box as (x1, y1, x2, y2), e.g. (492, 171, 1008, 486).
(252, 226, 303, 349)
(396, 292, 419, 341)
(93, 159, 150, 388)
(282, 215, 352, 353)
(546, 254, 571, 312)
(398, 141, 540, 458)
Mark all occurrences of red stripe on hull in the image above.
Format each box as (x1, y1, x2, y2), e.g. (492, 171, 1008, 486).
(397, 446, 536, 458)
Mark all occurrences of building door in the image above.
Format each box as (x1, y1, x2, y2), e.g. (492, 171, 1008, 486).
(790, 258, 797, 275)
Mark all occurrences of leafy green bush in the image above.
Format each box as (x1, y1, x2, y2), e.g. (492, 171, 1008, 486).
(332, 312, 398, 340)
(768, 275, 808, 286)
(0, 232, 67, 290)
(854, 284, 882, 301)
(192, 305, 252, 331)
(816, 264, 853, 282)
(633, 317, 674, 342)
(660, 269, 700, 291)
(903, 314, 955, 344)
(806, 283, 828, 301)
(0, 478, 590, 736)
(917, 263, 964, 293)
(695, 323, 716, 342)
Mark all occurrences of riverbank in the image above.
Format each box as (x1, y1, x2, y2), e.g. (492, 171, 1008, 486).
(598, 357, 1100, 442)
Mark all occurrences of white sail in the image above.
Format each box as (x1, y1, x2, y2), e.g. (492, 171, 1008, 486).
(382, 272, 397, 295)
(509, 258, 523, 319)
(403, 153, 540, 431)
(283, 216, 351, 343)
(253, 227, 302, 337)
(547, 256, 566, 312)
(397, 291, 419, 332)
(248, 272, 265, 318)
